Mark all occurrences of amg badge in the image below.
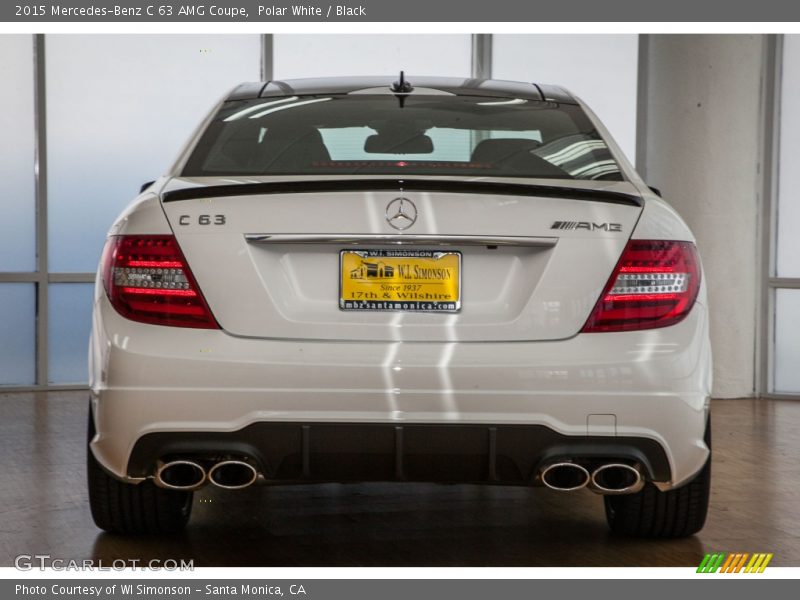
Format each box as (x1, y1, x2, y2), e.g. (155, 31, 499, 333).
(551, 221, 623, 232)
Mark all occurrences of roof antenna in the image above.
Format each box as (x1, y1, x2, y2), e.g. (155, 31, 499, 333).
(390, 71, 413, 94)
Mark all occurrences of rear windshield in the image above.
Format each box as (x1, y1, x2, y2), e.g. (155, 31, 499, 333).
(183, 94, 623, 181)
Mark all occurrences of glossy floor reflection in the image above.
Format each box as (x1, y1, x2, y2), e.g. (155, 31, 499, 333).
(0, 392, 797, 566)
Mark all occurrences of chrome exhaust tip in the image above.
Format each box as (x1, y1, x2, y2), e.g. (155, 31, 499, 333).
(208, 460, 258, 490)
(154, 460, 206, 491)
(540, 462, 591, 491)
(590, 463, 644, 495)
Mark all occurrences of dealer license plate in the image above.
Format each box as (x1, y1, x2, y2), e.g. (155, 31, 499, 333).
(340, 249, 461, 312)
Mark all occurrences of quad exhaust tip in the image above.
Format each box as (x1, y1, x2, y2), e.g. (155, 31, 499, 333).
(540, 462, 591, 491)
(154, 460, 206, 491)
(540, 461, 646, 495)
(590, 463, 644, 495)
(208, 460, 258, 490)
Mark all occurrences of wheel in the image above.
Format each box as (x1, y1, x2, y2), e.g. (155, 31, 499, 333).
(87, 404, 192, 534)
(604, 419, 711, 538)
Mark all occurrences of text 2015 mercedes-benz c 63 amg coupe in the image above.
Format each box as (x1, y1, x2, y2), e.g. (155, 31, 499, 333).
(88, 75, 712, 537)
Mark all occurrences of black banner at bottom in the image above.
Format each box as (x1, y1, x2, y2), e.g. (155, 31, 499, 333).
(3, 579, 795, 600)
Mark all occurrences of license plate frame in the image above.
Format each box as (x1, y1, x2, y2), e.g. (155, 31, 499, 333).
(339, 249, 462, 312)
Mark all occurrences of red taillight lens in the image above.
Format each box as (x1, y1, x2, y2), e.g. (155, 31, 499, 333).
(101, 235, 219, 329)
(581, 240, 701, 333)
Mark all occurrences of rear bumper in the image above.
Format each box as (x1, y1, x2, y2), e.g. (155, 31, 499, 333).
(127, 422, 672, 485)
(89, 292, 712, 489)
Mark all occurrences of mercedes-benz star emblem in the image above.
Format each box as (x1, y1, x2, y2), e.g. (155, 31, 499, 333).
(385, 197, 418, 230)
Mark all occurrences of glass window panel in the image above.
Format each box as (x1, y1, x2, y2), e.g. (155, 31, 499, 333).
(46, 34, 261, 272)
(774, 289, 800, 393)
(274, 35, 471, 79)
(0, 35, 35, 272)
(777, 35, 800, 278)
(48, 283, 94, 384)
(0, 284, 35, 385)
(188, 96, 617, 179)
(320, 126, 472, 162)
(492, 34, 638, 163)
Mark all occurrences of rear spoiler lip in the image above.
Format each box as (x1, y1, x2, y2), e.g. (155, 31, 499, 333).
(161, 179, 643, 207)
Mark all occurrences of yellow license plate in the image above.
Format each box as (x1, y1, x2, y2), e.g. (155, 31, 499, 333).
(340, 249, 461, 312)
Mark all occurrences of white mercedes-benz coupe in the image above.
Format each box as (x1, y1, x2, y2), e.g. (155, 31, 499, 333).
(88, 75, 711, 537)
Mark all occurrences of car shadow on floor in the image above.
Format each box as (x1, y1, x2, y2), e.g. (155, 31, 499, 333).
(90, 482, 705, 567)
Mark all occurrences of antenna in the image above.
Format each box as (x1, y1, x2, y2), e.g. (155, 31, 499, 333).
(390, 71, 413, 94)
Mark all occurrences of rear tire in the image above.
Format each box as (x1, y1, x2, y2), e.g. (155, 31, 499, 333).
(604, 419, 711, 538)
(87, 404, 192, 534)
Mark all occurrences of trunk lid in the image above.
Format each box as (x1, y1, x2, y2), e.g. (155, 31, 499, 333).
(160, 176, 643, 342)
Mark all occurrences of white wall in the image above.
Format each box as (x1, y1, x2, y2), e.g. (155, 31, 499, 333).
(0, 35, 35, 272)
(274, 35, 472, 79)
(775, 290, 800, 392)
(643, 35, 764, 398)
(0, 35, 37, 385)
(492, 34, 639, 163)
(777, 35, 800, 279)
(773, 35, 800, 393)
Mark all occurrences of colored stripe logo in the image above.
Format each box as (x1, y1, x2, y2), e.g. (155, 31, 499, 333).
(551, 221, 577, 230)
(697, 552, 773, 573)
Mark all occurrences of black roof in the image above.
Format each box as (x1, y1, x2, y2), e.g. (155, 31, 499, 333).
(227, 76, 576, 104)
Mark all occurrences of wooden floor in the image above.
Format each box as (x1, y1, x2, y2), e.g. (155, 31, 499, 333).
(0, 392, 797, 567)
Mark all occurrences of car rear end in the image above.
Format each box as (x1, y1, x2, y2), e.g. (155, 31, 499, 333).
(88, 77, 711, 536)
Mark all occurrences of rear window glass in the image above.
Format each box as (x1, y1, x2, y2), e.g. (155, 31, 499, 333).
(183, 94, 623, 181)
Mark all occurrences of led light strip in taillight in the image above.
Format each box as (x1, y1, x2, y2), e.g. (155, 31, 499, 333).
(101, 235, 219, 329)
(581, 239, 701, 333)
(607, 270, 688, 301)
(113, 265, 192, 293)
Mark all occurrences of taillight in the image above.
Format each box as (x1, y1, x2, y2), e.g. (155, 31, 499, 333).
(101, 235, 219, 329)
(581, 239, 701, 333)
